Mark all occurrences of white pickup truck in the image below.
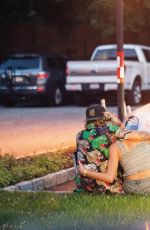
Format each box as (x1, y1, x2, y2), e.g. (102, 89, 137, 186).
(65, 44, 150, 105)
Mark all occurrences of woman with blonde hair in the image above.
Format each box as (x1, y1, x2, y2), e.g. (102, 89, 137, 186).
(78, 130, 150, 194)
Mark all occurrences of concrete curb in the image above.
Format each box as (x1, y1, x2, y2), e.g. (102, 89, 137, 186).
(1, 167, 76, 192)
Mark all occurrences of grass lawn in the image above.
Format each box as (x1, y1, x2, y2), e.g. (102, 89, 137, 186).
(0, 191, 150, 230)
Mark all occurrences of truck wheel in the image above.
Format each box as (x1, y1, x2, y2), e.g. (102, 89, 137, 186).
(50, 86, 64, 106)
(127, 80, 142, 106)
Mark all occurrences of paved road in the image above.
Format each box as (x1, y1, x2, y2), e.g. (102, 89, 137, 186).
(0, 104, 119, 157)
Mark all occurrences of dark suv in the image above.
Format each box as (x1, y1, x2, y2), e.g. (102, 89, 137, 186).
(0, 53, 68, 106)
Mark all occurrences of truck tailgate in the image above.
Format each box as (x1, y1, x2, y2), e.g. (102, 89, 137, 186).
(67, 60, 117, 83)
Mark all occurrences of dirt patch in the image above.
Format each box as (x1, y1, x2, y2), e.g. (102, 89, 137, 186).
(49, 180, 77, 192)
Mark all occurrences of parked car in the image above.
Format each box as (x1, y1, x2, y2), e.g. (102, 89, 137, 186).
(0, 53, 69, 106)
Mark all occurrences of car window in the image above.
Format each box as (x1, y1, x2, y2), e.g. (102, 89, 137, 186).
(94, 48, 138, 61)
(124, 49, 138, 61)
(142, 49, 150, 62)
(94, 49, 116, 61)
(0, 57, 40, 69)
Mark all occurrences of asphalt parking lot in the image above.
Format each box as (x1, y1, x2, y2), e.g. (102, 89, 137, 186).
(0, 104, 118, 157)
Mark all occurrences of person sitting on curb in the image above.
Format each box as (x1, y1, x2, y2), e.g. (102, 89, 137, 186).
(77, 130, 150, 194)
(74, 104, 130, 194)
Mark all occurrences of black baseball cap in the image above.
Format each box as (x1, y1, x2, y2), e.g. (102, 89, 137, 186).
(85, 104, 106, 122)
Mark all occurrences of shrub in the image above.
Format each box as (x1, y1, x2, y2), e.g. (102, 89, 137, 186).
(9, 166, 24, 184)
(0, 168, 12, 187)
(0, 154, 16, 169)
(0, 147, 75, 188)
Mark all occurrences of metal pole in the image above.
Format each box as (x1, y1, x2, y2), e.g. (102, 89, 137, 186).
(115, 0, 125, 121)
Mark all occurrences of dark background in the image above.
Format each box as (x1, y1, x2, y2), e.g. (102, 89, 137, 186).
(0, 0, 150, 61)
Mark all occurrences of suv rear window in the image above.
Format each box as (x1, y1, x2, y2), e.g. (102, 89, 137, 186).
(0, 57, 40, 69)
(94, 48, 138, 61)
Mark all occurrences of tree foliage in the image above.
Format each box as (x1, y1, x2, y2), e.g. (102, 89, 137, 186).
(79, 0, 115, 38)
(124, 0, 150, 33)
(0, 0, 150, 38)
(0, 0, 38, 23)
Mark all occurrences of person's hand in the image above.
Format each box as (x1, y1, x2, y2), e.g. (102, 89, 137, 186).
(77, 160, 85, 175)
(103, 111, 113, 120)
(104, 111, 122, 126)
(115, 128, 131, 139)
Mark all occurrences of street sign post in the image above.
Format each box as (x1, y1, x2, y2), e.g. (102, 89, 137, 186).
(115, 0, 126, 121)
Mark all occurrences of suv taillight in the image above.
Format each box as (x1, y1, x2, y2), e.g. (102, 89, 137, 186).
(66, 65, 69, 76)
(37, 72, 49, 79)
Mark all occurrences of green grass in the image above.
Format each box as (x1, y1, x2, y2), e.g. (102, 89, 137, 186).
(0, 147, 74, 188)
(0, 191, 150, 229)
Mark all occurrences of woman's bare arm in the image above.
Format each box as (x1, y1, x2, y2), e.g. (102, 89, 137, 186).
(124, 131, 150, 141)
(78, 143, 119, 183)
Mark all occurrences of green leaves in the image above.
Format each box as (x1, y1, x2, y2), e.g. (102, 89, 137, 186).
(1, 0, 150, 39)
(0, 150, 74, 188)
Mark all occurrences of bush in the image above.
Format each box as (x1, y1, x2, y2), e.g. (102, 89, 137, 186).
(0, 147, 75, 188)
(0, 154, 16, 169)
(0, 168, 12, 187)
